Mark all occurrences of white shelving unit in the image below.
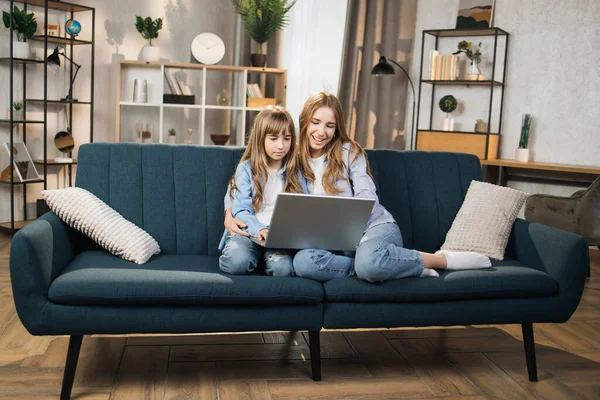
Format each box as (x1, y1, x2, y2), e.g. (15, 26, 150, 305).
(116, 61, 287, 146)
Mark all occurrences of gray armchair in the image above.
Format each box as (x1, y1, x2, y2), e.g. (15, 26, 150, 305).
(525, 176, 600, 276)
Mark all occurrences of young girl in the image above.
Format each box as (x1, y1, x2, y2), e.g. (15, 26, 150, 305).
(218, 106, 304, 276)
(290, 92, 491, 282)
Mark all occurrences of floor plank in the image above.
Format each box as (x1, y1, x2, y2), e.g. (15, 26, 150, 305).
(301, 331, 357, 359)
(343, 331, 414, 377)
(126, 332, 264, 346)
(218, 380, 271, 400)
(165, 362, 216, 400)
(110, 345, 169, 400)
(170, 343, 311, 362)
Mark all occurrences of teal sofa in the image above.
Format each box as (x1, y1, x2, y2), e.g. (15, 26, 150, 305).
(10, 143, 589, 399)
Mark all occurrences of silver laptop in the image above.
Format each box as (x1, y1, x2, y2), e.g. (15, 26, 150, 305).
(250, 193, 375, 251)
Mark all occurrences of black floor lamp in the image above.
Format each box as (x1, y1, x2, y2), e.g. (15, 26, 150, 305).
(47, 46, 82, 102)
(371, 56, 416, 150)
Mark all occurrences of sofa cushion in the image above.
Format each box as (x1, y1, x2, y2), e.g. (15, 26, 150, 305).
(323, 259, 558, 302)
(49, 251, 324, 306)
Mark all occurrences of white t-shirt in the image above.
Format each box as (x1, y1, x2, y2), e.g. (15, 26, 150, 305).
(256, 167, 284, 226)
(308, 154, 326, 195)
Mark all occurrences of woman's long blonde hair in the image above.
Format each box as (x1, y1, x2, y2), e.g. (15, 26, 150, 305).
(230, 105, 303, 211)
(297, 92, 371, 195)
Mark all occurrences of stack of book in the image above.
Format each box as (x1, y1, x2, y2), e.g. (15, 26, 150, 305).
(246, 83, 264, 98)
(429, 50, 459, 80)
(246, 83, 276, 108)
(163, 69, 194, 104)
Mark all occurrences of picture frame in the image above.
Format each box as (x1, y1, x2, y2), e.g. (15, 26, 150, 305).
(456, 0, 495, 29)
(3, 142, 41, 182)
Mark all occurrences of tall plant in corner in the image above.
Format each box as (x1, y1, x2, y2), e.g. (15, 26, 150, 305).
(2, 6, 37, 59)
(135, 16, 163, 62)
(232, 0, 297, 67)
(515, 113, 532, 162)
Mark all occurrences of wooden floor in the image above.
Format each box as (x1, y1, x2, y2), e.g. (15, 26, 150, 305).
(0, 242, 599, 400)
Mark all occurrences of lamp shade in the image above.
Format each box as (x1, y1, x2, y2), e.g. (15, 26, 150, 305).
(46, 47, 61, 66)
(371, 56, 394, 75)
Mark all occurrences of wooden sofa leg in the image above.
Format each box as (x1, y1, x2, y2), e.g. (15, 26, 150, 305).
(60, 335, 84, 400)
(308, 330, 321, 381)
(521, 323, 538, 382)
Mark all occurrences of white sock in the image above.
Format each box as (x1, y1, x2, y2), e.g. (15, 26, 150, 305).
(436, 250, 492, 270)
(420, 268, 439, 278)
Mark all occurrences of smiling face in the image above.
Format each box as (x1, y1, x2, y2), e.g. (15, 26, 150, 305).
(306, 106, 337, 158)
(264, 130, 292, 168)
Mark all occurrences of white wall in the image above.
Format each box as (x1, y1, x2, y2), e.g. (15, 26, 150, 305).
(280, 0, 348, 129)
(410, 0, 600, 196)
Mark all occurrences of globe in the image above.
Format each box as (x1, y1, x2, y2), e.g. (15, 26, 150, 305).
(65, 19, 82, 36)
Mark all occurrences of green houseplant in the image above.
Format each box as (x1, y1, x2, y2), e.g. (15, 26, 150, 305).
(168, 128, 177, 144)
(515, 113, 532, 162)
(135, 16, 163, 61)
(453, 40, 483, 80)
(2, 6, 37, 59)
(12, 101, 23, 120)
(438, 95, 457, 131)
(232, 0, 297, 67)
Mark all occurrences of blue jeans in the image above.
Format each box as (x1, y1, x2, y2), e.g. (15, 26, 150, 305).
(293, 222, 423, 282)
(219, 234, 295, 277)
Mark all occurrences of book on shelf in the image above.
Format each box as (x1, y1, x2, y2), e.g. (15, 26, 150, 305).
(246, 83, 263, 98)
(429, 51, 459, 80)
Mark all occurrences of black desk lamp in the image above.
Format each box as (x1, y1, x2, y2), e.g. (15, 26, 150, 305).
(47, 46, 81, 102)
(371, 56, 416, 150)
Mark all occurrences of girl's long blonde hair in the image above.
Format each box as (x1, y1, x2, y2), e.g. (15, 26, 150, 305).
(230, 105, 303, 211)
(297, 92, 371, 195)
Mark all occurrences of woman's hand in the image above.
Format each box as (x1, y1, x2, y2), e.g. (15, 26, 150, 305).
(224, 208, 250, 237)
(258, 229, 269, 241)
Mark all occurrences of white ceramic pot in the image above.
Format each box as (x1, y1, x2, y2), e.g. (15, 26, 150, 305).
(167, 136, 176, 144)
(12, 41, 30, 59)
(442, 118, 454, 131)
(515, 148, 530, 162)
(141, 45, 160, 62)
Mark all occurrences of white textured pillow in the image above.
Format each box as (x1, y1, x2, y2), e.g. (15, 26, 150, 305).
(441, 181, 528, 260)
(42, 187, 160, 264)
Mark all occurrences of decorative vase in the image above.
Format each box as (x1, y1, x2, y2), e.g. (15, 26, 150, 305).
(167, 135, 176, 144)
(250, 54, 266, 68)
(466, 59, 483, 81)
(442, 118, 454, 131)
(12, 41, 30, 59)
(141, 45, 160, 62)
(475, 121, 487, 132)
(12, 109, 23, 121)
(515, 148, 529, 162)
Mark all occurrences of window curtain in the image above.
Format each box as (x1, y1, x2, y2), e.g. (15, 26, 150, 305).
(338, 0, 417, 149)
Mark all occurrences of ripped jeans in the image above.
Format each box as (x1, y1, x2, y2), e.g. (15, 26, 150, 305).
(293, 222, 423, 282)
(219, 233, 295, 276)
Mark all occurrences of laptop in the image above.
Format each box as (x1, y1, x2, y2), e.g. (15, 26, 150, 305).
(250, 193, 375, 251)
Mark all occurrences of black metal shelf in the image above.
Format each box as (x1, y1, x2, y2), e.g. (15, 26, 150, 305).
(421, 79, 503, 87)
(418, 129, 500, 135)
(0, 57, 44, 65)
(0, 119, 45, 124)
(0, 219, 35, 232)
(29, 36, 92, 46)
(13, 0, 93, 12)
(0, 179, 45, 185)
(34, 159, 78, 165)
(424, 28, 509, 37)
(26, 99, 92, 105)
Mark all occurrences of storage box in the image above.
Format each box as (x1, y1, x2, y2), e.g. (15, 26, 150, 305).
(247, 98, 277, 108)
(163, 94, 195, 105)
(416, 130, 499, 160)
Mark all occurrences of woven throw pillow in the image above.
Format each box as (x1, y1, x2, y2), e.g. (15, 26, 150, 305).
(441, 180, 528, 260)
(42, 187, 160, 264)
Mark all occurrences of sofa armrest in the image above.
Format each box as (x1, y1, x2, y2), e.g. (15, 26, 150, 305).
(10, 212, 77, 334)
(506, 218, 589, 320)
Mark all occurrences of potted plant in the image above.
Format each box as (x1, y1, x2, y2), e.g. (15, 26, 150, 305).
(232, 0, 297, 67)
(475, 119, 486, 132)
(515, 113, 532, 162)
(135, 16, 163, 62)
(438, 95, 457, 131)
(168, 128, 177, 144)
(2, 6, 37, 59)
(453, 40, 483, 80)
(12, 101, 23, 121)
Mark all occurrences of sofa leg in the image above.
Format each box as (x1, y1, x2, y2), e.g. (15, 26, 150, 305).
(60, 335, 83, 400)
(521, 323, 538, 382)
(308, 330, 321, 381)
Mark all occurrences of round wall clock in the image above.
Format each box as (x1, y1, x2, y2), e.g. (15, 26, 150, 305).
(191, 32, 225, 65)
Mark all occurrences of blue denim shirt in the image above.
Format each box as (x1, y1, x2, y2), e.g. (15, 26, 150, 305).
(304, 143, 395, 231)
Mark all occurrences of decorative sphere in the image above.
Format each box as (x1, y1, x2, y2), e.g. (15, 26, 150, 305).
(65, 19, 82, 36)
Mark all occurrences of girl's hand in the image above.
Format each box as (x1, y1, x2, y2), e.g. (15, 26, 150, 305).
(258, 229, 269, 241)
(225, 208, 250, 237)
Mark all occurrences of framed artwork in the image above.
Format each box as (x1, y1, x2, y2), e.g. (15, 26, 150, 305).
(456, 0, 495, 29)
(3, 142, 41, 182)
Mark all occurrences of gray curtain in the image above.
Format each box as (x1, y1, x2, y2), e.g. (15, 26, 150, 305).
(338, 0, 417, 149)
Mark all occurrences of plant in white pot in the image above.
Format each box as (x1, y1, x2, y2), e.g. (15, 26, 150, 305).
(232, 0, 297, 67)
(135, 16, 163, 62)
(2, 6, 37, 59)
(167, 128, 177, 144)
(515, 113, 532, 162)
(12, 101, 23, 121)
(439, 95, 457, 131)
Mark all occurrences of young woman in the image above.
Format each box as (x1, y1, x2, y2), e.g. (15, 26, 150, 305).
(290, 92, 490, 282)
(218, 106, 304, 276)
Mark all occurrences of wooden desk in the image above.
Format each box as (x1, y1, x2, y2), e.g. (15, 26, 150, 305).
(481, 159, 600, 186)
